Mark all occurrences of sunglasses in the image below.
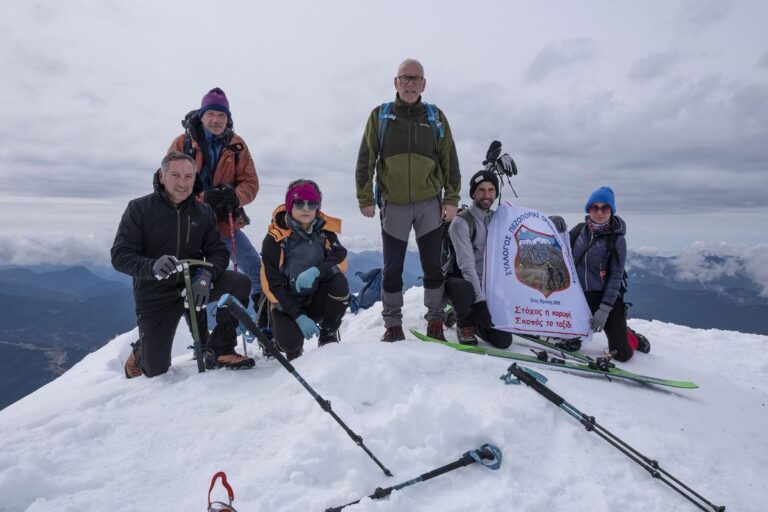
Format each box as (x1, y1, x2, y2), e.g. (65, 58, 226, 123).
(588, 204, 611, 213)
(293, 200, 320, 211)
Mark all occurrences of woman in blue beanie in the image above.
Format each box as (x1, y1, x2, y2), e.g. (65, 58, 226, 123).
(569, 187, 637, 361)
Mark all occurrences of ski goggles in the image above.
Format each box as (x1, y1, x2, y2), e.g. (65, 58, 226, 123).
(292, 199, 320, 211)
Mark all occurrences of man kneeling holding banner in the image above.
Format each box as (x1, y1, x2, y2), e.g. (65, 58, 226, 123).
(445, 142, 593, 348)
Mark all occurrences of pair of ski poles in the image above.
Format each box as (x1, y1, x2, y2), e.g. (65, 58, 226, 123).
(506, 363, 725, 512)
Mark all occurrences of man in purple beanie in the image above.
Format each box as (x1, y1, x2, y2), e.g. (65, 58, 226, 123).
(168, 88, 266, 328)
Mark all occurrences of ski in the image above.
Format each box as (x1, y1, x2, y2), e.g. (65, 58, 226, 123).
(513, 333, 594, 363)
(410, 330, 698, 389)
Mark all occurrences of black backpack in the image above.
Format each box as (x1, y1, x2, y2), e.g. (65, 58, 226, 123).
(569, 222, 628, 298)
(442, 208, 477, 278)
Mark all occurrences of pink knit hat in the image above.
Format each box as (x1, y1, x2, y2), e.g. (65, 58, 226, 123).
(285, 181, 322, 213)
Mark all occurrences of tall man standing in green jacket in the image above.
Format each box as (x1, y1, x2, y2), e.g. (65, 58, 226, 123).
(355, 58, 461, 342)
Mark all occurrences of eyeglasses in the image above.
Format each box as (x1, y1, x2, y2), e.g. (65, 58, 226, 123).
(293, 200, 320, 211)
(588, 204, 612, 213)
(397, 74, 424, 85)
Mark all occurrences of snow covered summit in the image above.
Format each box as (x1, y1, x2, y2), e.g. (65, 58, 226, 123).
(0, 287, 765, 511)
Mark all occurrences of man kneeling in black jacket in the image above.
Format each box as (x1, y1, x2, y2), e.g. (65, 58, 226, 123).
(112, 151, 254, 378)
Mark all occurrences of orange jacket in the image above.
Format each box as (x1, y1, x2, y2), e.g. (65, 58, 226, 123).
(168, 131, 259, 235)
(260, 205, 348, 316)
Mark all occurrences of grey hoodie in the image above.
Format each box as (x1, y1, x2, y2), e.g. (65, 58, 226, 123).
(447, 203, 495, 302)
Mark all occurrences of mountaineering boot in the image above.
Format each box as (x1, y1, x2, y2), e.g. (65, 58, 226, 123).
(286, 348, 303, 361)
(380, 325, 405, 342)
(124, 345, 142, 379)
(635, 332, 651, 354)
(427, 319, 446, 341)
(318, 327, 340, 347)
(204, 350, 255, 370)
(457, 326, 478, 346)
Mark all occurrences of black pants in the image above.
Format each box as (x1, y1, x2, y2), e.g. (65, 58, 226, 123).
(445, 277, 512, 349)
(585, 291, 633, 362)
(382, 226, 444, 293)
(272, 272, 349, 353)
(135, 270, 251, 377)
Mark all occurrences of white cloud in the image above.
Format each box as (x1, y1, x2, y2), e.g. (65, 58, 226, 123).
(0, 233, 112, 266)
(525, 38, 598, 83)
(627, 52, 680, 82)
(673, 242, 768, 296)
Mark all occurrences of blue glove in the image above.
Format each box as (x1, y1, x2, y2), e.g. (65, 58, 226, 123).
(590, 304, 612, 332)
(295, 314, 320, 339)
(295, 267, 320, 292)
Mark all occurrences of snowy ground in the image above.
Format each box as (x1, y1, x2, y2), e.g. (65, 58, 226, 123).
(1, 287, 766, 512)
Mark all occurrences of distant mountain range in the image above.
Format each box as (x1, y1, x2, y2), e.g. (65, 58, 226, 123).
(1, 250, 766, 410)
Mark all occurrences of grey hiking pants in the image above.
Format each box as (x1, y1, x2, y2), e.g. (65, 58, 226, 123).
(380, 197, 445, 327)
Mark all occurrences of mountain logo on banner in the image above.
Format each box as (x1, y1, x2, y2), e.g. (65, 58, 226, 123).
(514, 225, 570, 298)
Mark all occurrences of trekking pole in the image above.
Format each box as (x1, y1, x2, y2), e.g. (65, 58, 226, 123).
(325, 443, 502, 512)
(507, 364, 725, 512)
(181, 259, 213, 374)
(227, 207, 238, 272)
(217, 293, 394, 477)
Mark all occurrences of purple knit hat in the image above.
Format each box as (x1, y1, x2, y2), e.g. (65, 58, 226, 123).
(199, 87, 231, 117)
(285, 180, 322, 213)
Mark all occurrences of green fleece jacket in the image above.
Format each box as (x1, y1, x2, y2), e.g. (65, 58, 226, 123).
(355, 95, 461, 207)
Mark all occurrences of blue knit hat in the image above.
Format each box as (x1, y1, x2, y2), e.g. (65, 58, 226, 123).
(585, 186, 616, 214)
(199, 87, 231, 117)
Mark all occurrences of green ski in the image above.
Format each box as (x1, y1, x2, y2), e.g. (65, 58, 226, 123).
(410, 330, 698, 389)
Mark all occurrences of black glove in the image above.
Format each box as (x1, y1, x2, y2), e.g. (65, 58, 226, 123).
(152, 255, 181, 280)
(549, 215, 567, 234)
(204, 185, 239, 216)
(497, 153, 517, 176)
(473, 300, 494, 329)
(483, 140, 503, 165)
(182, 270, 212, 311)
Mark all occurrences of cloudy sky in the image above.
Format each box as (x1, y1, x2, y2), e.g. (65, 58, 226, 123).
(1, 0, 766, 265)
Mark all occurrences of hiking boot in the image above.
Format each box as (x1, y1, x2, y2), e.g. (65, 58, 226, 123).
(204, 350, 255, 370)
(635, 333, 651, 354)
(380, 325, 405, 342)
(427, 319, 446, 341)
(286, 348, 303, 361)
(124, 348, 142, 379)
(318, 327, 340, 347)
(457, 326, 478, 346)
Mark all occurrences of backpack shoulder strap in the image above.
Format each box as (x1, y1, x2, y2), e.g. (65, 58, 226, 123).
(376, 102, 395, 153)
(183, 133, 197, 160)
(456, 209, 477, 248)
(569, 222, 585, 247)
(422, 102, 445, 145)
